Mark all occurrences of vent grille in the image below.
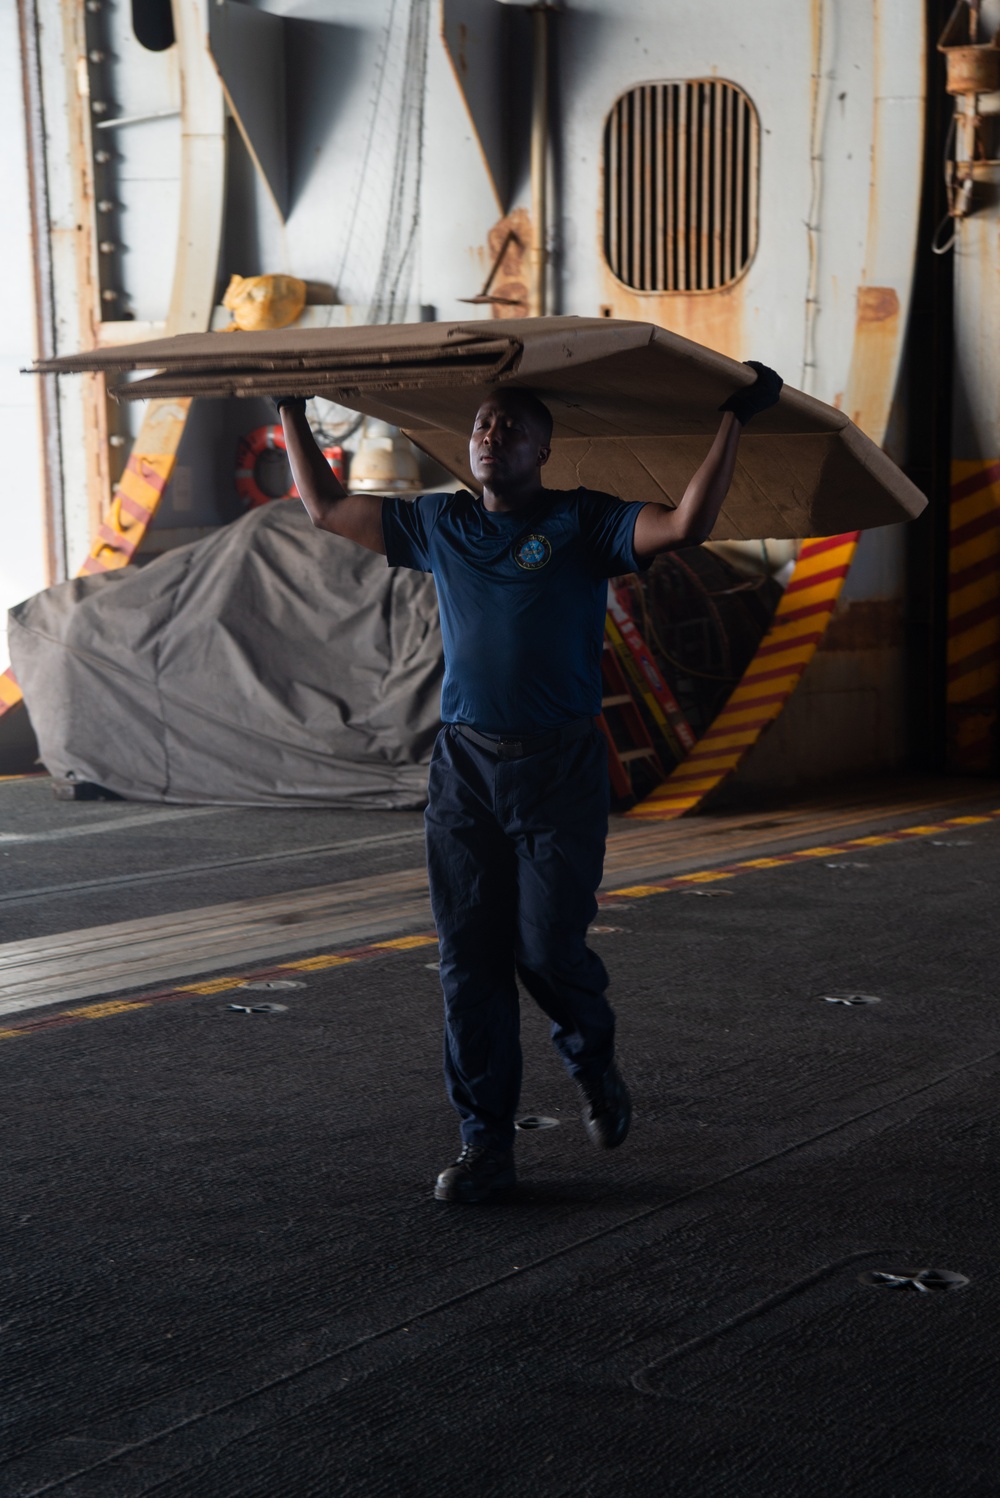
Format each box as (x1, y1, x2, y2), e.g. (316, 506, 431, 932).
(604, 80, 759, 294)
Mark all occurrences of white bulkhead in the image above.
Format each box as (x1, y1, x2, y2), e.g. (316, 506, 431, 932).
(12, 0, 926, 786)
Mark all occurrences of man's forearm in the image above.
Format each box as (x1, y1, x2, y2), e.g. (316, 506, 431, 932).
(671, 410, 742, 542)
(633, 412, 741, 561)
(276, 401, 387, 554)
(280, 402, 347, 524)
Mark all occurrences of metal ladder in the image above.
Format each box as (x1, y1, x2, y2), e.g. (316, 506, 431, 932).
(597, 640, 665, 802)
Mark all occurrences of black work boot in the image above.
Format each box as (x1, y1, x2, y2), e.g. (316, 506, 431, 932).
(577, 1060, 632, 1149)
(434, 1143, 517, 1203)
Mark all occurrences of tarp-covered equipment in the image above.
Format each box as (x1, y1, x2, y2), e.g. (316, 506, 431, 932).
(8, 504, 442, 807)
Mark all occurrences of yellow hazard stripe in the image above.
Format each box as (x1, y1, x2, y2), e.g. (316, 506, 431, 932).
(2, 402, 195, 722)
(946, 460, 1000, 772)
(4, 805, 1000, 1046)
(82, 399, 191, 576)
(0, 667, 22, 714)
(629, 534, 860, 822)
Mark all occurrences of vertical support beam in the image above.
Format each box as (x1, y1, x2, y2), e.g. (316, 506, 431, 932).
(167, 0, 227, 334)
(17, 0, 66, 587)
(528, 3, 548, 317)
(945, 0, 1000, 771)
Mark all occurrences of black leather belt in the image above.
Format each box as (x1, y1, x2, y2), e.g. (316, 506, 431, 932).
(453, 718, 593, 761)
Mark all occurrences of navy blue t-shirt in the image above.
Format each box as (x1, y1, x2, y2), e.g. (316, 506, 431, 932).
(381, 487, 647, 734)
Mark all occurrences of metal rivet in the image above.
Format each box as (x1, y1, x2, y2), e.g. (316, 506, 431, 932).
(821, 993, 881, 1006)
(98, 241, 117, 254)
(238, 979, 306, 991)
(97, 199, 115, 213)
(94, 149, 112, 164)
(108, 434, 126, 447)
(88, 48, 106, 62)
(858, 1267, 968, 1292)
(91, 99, 109, 114)
(101, 288, 118, 302)
(515, 1115, 561, 1131)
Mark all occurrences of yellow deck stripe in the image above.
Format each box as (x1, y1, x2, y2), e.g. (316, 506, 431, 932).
(283, 954, 358, 972)
(4, 805, 998, 1046)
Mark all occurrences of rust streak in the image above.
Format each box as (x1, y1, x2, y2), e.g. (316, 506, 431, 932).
(856, 285, 899, 323)
(483, 209, 531, 321)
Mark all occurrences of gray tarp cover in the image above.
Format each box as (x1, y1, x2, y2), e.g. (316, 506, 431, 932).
(8, 504, 443, 807)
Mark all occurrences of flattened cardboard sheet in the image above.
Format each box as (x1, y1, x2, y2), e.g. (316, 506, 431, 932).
(31, 316, 927, 540)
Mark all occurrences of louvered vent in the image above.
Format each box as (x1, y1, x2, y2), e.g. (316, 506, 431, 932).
(604, 80, 759, 293)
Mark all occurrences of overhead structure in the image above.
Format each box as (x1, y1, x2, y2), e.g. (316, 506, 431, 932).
(441, 0, 549, 313)
(33, 316, 927, 542)
(208, 0, 288, 222)
(440, 0, 514, 212)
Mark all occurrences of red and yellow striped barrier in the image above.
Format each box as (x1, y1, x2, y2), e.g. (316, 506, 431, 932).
(628, 532, 861, 820)
(0, 398, 190, 722)
(946, 460, 1000, 774)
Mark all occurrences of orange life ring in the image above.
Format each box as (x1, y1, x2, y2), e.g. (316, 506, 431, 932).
(235, 425, 345, 509)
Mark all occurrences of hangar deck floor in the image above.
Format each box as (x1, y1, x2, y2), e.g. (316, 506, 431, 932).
(2, 773, 1000, 1496)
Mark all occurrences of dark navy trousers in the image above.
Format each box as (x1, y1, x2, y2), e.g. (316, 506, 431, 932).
(425, 723, 616, 1150)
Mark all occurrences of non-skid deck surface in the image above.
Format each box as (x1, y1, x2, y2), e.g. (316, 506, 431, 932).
(2, 797, 1000, 1495)
(1, 777, 996, 1015)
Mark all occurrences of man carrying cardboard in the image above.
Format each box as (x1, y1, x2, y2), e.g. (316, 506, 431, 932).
(278, 362, 781, 1202)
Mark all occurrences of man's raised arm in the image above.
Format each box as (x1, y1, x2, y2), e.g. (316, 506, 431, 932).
(632, 361, 782, 564)
(276, 396, 386, 555)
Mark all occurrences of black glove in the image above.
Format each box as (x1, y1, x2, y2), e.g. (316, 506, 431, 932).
(272, 394, 308, 416)
(718, 361, 783, 425)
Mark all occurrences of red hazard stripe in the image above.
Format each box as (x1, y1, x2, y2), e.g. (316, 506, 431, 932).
(948, 595, 1000, 637)
(95, 524, 138, 556)
(738, 661, 815, 689)
(950, 506, 1000, 550)
(946, 686, 999, 710)
(772, 597, 840, 628)
(795, 532, 861, 561)
(706, 690, 790, 715)
(947, 644, 1000, 683)
(949, 552, 1000, 591)
(125, 456, 168, 494)
(697, 717, 775, 737)
(951, 461, 1000, 503)
(118, 494, 155, 524)
(751, 630, 825, 661)
(782, 563, 853, 596)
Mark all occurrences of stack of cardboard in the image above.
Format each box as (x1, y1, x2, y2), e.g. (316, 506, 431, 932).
(32, 316, 926, 540)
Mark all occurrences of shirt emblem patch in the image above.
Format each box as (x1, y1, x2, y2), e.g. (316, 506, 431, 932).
(514, 533, 552, 570)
